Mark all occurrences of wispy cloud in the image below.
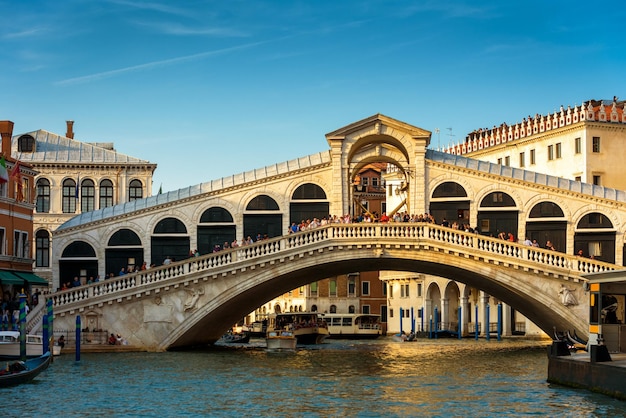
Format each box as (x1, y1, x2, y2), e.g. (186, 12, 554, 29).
(55, 40, 270, 86)
(132, 20, 248, 37)
(2, 27, 48, 40)
(106, 0, 195, 18)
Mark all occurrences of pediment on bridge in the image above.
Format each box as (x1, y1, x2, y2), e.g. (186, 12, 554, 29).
(325, 114, 431, 143)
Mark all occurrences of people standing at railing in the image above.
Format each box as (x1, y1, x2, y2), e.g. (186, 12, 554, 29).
(545, 241, 556, 251)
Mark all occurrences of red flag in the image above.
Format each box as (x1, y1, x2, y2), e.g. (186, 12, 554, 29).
(10, 160, 23, 201)
(10, 160, 20, 179)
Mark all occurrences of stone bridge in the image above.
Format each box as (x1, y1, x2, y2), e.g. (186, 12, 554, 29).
(33, 223, 615, 351)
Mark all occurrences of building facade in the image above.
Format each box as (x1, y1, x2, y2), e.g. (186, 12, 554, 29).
(11, 121, 156, 285)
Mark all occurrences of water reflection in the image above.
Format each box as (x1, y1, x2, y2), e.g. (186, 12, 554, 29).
(10, 338, 625, 417)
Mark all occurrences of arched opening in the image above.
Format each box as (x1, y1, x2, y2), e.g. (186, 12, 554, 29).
(59, 241, 97, 289)
(429, 182, 469, 227)
(477, 191, 518, 239)
(197, 207, 235, 254)
(290, 183, 329, 224)
(243, 195, 282, 239)
(106, 228, 144, 276)
(151, 218, 189, 265)
(575, 212, 615, 263)
(525, 201, 567, 251)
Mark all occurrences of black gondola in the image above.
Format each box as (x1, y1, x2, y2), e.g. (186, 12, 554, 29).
(0, 352, 52, 387)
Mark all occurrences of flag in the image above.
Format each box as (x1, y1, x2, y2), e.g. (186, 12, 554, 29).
(10, 160, 23, 201)
(0, 156, 8, 184)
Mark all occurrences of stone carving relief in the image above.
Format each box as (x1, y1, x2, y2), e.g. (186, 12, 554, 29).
(558, 284, 578, 307)
(184, 287, 205, 311)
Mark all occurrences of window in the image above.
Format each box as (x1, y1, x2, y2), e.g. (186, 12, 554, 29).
(361, 177, 369, 186)
(310, 281, 318, 296)
(81, 179, 95, 212)
(36, 178, 51, 213)
(362, 281, 370, 296)
(62, 179, 77, 213)
(0, 182, 5, 198)
(556, 143, 562, 159)
(362, 305, 371, 314)
(388, 283, 393, 298)
(372, 177, 379, 187)
(593, 175, 601, 186)
(36, 230, 50, 267)
(530, 149, 536, 165)
(574, 137, 582, 154)
(389, 308, 394, 318)
(382, 282, 387, 296)
(504, 156, 510, 166)
(348, 305, 355, 314)
(519, 152, 525, 167)
(417, 283, 422, 297)
(100, 179, 114, 208)
(128, 179, 143, 201)
(497, 158, 502, 165)
(548, 145, 554, 160)
(575, 176, 582, 182)
(330, 304, 337, 313)
(18, 135, 35, 152)
(0, 228, 4, 254)
(404, 309, 410, 318)
(401, 284, 409, 298)
(330, 280, 337, 297)
(14, 230, 28, 258)
(348, 277, 356, 296)
(592, 137, 600, 153)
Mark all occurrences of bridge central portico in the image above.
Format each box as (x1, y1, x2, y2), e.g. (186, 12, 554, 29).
(46, 114, 626, 350)
(39, 223, 614, 350)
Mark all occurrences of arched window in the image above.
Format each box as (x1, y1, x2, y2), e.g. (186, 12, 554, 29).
(330, 304, 337, 313)
(154, 218, 187, 234)
(200, 207, 234, 223)
(100, 179, 114, 209)
(36, 178, 50, 213)
(311, 304, 318, 312)
(348, 305, 356, 314)
(62, 179, 77, 213)
(128, 179, 143, 201)
(18, 135, 35, 152)
(529, 202, 564, 218)
(292, 184, 327, 200)
(80, 179, 95, 212)
(246, 195, 279, 210)
(35, 230, 50, 267)
(432, 182, 468, 198)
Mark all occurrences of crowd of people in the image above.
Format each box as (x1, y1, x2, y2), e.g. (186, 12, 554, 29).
(1, 288, 40, 330)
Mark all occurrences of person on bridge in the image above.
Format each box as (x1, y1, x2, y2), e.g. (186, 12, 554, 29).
(545, 241, 556, 251)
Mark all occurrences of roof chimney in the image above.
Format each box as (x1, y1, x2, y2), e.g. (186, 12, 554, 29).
(66, 120, 74, 139)
(0, 120, 14, 156)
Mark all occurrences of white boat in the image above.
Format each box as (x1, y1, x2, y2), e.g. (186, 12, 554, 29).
(0, 331, 62, 359)
(266, 330, 297, 351)
(323, 314, 382, 339)
(272, 312, 329, 344)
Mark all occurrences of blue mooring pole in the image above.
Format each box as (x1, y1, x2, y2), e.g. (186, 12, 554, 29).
(434, 306, 438, 339)
(399, 307, 403, 335)
(19, 293, 27, 361)
(475, 305, 479, 340)
(458, 306, 462, 340)
(420, 308, 424, 333)
(497, 303, 502, 341)
(410, 307, 414, 333)
(429, 315, 433, 339)
(486, 304, 490, 341)
(42, 312, 49, 355)
(75, 315, 81, 362)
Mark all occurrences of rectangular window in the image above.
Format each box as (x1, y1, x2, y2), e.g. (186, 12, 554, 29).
(519, 152, 525, 167)
(380, 305, 387, 323)
(361, 281, 370, 296)
(361, 177, 369, 186)
(388, 283, 393, 298)
(348, 278, 356, 297)
(310, 281, 318, 296)
(592, 137, 600, 153)
(575, 176, 582, 182)
(497, 158, 502, 165)
(404, 309, 410, 318)
(417, 283, 422, 297)
(548, 145, 554, 160)
(330, 280, 337, 297)
(13, 230, 28, 258)
(530, 149, 536, 165)
(400, 284, 409, 298)
(556, 143, 562, 159)
(504, 156, 510, 166)
(0, 228, 5, 255)
(574, 137, 582, 154)
(593, 175, 601, 186)
(362, 305, 371, 314)
(372, 177, 379, 187)
(0, 182, 6, 198)
(389, 308, 394, 318)
(382, 282, 387, 296)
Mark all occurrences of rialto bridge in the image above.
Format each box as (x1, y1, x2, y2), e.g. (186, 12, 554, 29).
(39, 114, 626, 350)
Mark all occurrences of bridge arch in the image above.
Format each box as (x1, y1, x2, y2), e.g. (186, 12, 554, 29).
(58, 240, 98, 287)
(573, 211, 618, 262)
(346, 133, 411, 165)
(151, 216, 190, 264)
(105, 228, 144, 275)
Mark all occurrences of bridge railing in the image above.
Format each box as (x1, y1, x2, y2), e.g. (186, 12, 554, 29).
(44, 222, 617, 314)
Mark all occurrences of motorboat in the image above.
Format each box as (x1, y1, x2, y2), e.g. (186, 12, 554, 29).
(272, 312, 329, 344)
(0, 331, 61, 359)
(0, 352, 52, 387)
(322, 314, 382, 339)
(265, 330, 297, 351)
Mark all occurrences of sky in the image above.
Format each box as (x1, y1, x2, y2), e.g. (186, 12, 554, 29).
(2, 1, 625, 193)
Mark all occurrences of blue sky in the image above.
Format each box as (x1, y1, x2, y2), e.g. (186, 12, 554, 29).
(2, 1, 625, 192)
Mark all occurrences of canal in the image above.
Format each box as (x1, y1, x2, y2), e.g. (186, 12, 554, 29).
(10, 338, 625, 417)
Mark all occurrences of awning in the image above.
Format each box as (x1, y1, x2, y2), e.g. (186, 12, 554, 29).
(0, 270, 48, 286)
(0, 270, 23, 285)
(12, 271, 48, 286)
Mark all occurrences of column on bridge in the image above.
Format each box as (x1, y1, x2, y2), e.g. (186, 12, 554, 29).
(460, 296, 470, 336)
(481, 292, 491, 337)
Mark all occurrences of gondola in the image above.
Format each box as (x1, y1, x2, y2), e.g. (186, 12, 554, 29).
(219, 331, 251, 344)
(0, 352, 52, 387)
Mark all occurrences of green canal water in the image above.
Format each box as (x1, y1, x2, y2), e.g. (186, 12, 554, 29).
(7, 338, 626, 417)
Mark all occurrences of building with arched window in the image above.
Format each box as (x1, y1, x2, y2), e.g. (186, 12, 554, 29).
(11, 121, 156, 284)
